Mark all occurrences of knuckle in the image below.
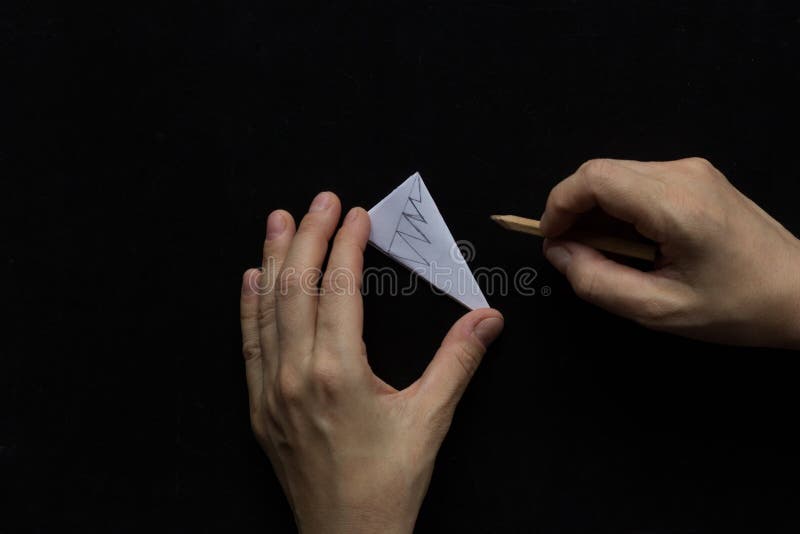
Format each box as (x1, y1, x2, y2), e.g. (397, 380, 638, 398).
(242, 341, 262, 362)
(631, 291, 688, 327)
(240, 307, 257, 322)
(320, 271, 337, 294)
(315, 310, 342, 334)
(452, 341, 484, 378)
(686, 156, 712, 168)
(321, 268, 358, 296)
(264, 392, 282, 425)
(296, 220, 329, 243)
(256, 300, 277, 328)
(250, 413, 269, 443)
(239, 306, 258, 323)
(571, 268, 600, 302)
(332, 229, 351, 247)
(580, 158, 614, 180)
(278, 267, 321, 299)
(667, 189, 725, 236)
(547, 188, 570, 213)
(278, 267, 302, 293)
(277, 368, 305, 404)
(633, 299, 672, 325)
(332, 231, 364, 257)
(683, 157, 717, 176)
(309, 358, 344, 396)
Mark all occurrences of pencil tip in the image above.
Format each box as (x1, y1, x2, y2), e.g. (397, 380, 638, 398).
(490, 215, 509, 229)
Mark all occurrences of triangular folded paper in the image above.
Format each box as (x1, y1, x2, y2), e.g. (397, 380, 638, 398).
(368, 172, 489, 310)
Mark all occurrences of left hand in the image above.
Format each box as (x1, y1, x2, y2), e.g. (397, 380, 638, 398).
(240, 192, 504, 534)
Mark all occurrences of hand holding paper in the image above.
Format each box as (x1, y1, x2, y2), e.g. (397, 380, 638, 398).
(239, 190, 503, 534)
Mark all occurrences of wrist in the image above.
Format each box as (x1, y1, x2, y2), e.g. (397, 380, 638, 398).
(298, 517, 414, 534)
(295, 505, 417, 534)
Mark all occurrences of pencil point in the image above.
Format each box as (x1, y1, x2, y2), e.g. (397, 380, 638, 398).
(490, 215, 510, 230)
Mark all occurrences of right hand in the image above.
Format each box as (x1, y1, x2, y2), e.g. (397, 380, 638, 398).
(540, 157, 800, 349)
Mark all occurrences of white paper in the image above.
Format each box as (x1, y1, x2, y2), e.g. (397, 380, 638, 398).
(368, 172, 489, 310)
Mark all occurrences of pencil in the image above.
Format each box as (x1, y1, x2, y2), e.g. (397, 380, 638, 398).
(490, 214, 658, 262)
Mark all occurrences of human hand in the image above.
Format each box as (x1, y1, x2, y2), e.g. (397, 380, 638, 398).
(240, 192, 504, 534)
(540, 158, 800, 349)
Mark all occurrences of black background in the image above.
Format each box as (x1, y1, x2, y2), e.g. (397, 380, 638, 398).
(4, 1, 800, 532)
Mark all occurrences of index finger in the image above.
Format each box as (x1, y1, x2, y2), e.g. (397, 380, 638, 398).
(316, 207, 370, 355)
(540, 159, 667, 243)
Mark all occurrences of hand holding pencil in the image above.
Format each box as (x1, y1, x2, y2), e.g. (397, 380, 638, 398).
(497, 158, 800, 349)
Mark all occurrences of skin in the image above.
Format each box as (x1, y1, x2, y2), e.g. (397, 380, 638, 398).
(240, 158, 800, 532)
(239, 192, 504, 534)
(540, 158, 800, 349)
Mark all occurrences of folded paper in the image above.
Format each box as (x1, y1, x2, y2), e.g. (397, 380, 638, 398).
(368, 172, 489, 310)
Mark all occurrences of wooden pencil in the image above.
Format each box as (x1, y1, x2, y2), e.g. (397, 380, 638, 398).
(490, 214, 658, 262)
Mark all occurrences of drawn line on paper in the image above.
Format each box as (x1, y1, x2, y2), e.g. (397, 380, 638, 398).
(387, 175, 431, 266)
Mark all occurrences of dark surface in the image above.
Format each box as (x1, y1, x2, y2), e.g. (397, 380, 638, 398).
(4, 2, 800, 532)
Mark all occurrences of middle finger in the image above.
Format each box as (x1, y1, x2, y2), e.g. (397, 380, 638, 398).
(276, 191, 342, 359)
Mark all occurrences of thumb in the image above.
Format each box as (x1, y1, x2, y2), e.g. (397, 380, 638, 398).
(414, 308, 504, 412)
(543, 238, 679, 322)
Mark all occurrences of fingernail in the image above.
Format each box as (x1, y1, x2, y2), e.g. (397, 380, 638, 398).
(345, 207, 360, 223)
(545, 245, 571, 272)
(266, 211, 286, 240)
(473, 317, 504, 347)
(310, 192, 332, 212)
